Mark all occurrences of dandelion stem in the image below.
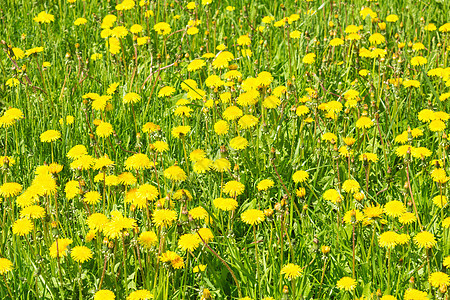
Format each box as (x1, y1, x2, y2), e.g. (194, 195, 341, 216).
(405, 160, 422, 229)
(2, 274, 13, 299)
(196, 231, 242, 298)
(98, 252, 108, 290)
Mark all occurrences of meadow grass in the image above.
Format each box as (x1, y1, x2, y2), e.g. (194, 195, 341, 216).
(0, 0, 449, 299)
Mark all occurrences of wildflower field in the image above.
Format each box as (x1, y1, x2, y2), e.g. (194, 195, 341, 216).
(1, 0, 450, 299)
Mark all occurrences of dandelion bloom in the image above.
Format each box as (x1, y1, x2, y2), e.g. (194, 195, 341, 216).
(404, 288, 428, 300)
(74, 17, 87, 26)
(336, 276, 357, 291)
(67, 145, 87, 159)
(257, 179, 274, 191)
(223, 180, 245, 197)
(238, 115, 259, 129)
(402, 80, 420, 88)
(71, 246, 93, 263)
(280, 263, 302, 280)
(158, 86, 176, 98)
(444, 256, 450, 267)
(197, 228, 214, 242)
(20, 205, 46, 219)
(213, 197, 238, 211)
(49, 238, 73, 258)
(142, 122, 161, 133)
(214, 120, 229, 135)
(369, 33, 385, 44)
(40, 130, 61, 142)
(443, 217, 450, 228)
(12, 218, 33, 236)
(153, 209, 177, 227)
(94, 290, 115, 300)
(292, 170, 309, 183)
(414, 231, 436, 248)
(0, 258, 13, 274)
(432, 195, 447, 208)
(378, 231, 399, 248)
(363, 204, 383, 219)
(127, 289, 153, 300)
(83, 191, 101, 205)
(178, 233, 201, 252)
(87, 213, 109, 232)
(241, 209, 265, 226)
(356, 116, 373, 129)
(343, 209, 364, 224)
(123, 92, 141, 104)
(384, 200, 406, 217)
(187, 207, 207, 220)
(323, 189, 341, 203)
(125, 153, 152, 170)
(95, 120, 114, 136)
(153, 22, 171, 35)
(103, 212, 136, 239)
(139, 231, 158, 249)
(160, 251, 184, 269)
(193, 158, 212, 174)
(230, 136, 249, 150)
(223, 106, 243, 121)
(302, 53, 316, 64)
(33, 11, 54, 23)
(428, 272, 450, 289)
(429, 119, 446, 132)
(342, 179, 360, 193)
(164, 165, 187, 181)
(94, 155, 114, 170)
(0, 182, 23, 197)
(172, 125, 191, 138)
(398, 212, 416, 224)
(329, 38, 344, 46)
(212, 158, 231, 172)
(321, 132, 337, 142)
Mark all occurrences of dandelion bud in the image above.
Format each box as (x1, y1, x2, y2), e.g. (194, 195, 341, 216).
(303, 204, 308, 211)
(283, 285, 289, 294)
(409, 276, 415, 284)
(296, 187, 306, 198)
(65, 52, 71, 58)
(264, 208, 274, 217)
(201, 289, 211, 300)
(274, 202, 282, 211)
(108, 241, 114, 249)
(75, 43, 80, 48)
(321, 245, 330, 254)
(353, 192, 365, 201)
(51, 221, 57, 228)
(439, 284, 447, 294)
(376, 289, 382, 297)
